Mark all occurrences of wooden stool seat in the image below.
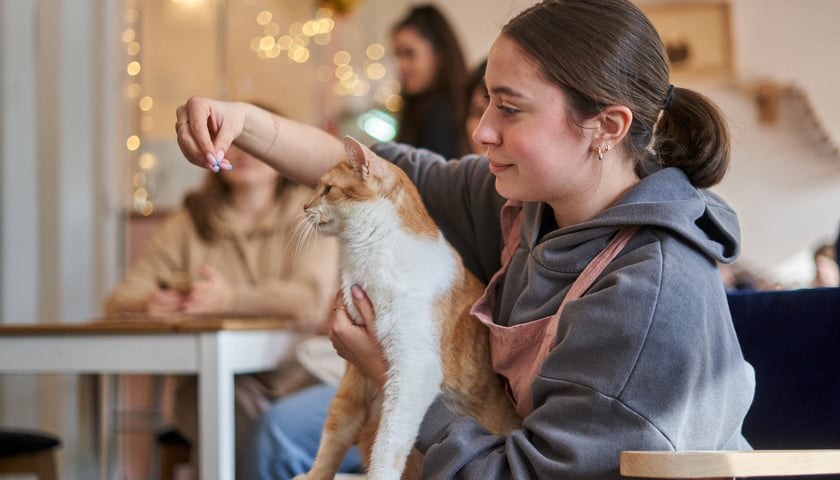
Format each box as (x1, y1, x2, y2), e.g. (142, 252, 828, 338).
(0, 429, 61, 480)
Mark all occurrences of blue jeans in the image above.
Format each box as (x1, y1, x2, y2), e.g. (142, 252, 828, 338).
(242, 383, 364, 480)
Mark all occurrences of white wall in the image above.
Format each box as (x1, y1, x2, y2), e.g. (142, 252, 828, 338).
(0, 0, 41, 434)
(710, 0, 840, 283)
(0, 0, 121, 478)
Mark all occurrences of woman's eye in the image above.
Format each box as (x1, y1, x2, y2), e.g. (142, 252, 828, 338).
(496, 104, 518, 117)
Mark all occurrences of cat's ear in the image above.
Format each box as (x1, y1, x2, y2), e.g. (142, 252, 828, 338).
(343, 136, 382, 178)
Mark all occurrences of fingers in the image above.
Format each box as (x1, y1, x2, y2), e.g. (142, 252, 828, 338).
(152, 288, 183, 303)
(175, 97, 237, 172)
(328, 285, 387, 387)
(147, 289, 185, 316)
(175, 101, 214, 169)
(183, 269, 233, 314)
(332, 290, 346, 310)
(183, 287, 215, 314)
(327, 304, 372, 360)
(349, 284, 375, 327)
(208, 117, 241, 167)
(328, 291, 349, 335)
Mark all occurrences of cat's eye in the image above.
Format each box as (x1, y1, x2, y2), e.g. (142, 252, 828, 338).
(321, 185, 332, 196)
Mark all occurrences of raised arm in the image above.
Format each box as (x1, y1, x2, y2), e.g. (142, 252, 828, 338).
(175, 96, 345, 187)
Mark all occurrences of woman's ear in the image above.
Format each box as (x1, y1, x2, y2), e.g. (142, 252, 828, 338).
(593, 104, 633, 147)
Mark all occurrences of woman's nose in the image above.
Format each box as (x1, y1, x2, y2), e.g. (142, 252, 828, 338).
(473, 109, 499, 148)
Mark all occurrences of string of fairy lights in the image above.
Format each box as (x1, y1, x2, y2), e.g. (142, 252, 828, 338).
(247, 6, 402, 109)
(123, 0, 157, 216)
(124, 0, 401, 216)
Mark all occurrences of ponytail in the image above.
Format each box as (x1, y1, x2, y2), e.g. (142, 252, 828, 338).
(647, 87, 731, 189)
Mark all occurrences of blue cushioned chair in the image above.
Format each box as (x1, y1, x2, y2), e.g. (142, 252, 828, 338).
(622, 287, 840, 479)
(729, 287, 840, 454)
(0, 429, 61, 480)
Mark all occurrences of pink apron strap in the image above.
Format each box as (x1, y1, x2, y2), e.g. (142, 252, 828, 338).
(470, 199, 522, 323)
(505, 225, 640, 418)
(543, 225, 641, 347)
(561, 225, 640, 308)
(499, 200, 523, 265)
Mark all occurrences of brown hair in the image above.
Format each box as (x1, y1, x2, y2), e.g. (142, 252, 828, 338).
(502, 0, 730, 188)
(392, 4, 469, 157)
(183, 100, 290, 242)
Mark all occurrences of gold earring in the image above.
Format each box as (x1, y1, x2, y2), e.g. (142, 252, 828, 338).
(597, 143, 612, 161)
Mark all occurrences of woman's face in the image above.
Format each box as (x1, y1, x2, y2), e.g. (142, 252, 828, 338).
(814, 254, 840, 287)
(221, 145, 280, 189)
(474, 35, 599, 208)
(393, 27, 438, 95)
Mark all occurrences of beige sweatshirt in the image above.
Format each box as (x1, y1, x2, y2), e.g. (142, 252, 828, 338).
(104, 183, 339, 322)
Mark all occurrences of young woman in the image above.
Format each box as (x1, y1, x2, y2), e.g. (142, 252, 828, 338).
(391, 4, 469, 159)
(174, 1, 755, 478)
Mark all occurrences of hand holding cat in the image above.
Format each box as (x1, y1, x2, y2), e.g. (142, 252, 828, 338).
(182, 264, 235, 314)
(329, 287, 388, 388)
(175, 96, 239, 172)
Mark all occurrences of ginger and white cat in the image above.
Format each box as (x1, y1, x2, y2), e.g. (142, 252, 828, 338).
(297, 137, 519, 480)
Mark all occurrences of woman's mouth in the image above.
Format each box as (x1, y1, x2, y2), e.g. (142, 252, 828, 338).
(488, 160, 512, 175)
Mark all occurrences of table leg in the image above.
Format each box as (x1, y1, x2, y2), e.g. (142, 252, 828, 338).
(98, 374, 119, 480)
(199, 332, 236, 480)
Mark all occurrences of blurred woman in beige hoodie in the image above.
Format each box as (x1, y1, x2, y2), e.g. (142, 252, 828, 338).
(105, 137, 339, 479)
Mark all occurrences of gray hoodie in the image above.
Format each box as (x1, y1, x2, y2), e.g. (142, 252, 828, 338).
(373, 143, 755, 480)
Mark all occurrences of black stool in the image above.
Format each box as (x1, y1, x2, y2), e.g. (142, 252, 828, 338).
(156, 428, 191, 480)
(0, 429, 61, 480)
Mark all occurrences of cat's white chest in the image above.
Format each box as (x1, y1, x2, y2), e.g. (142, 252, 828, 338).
(342, 231, 454, 314)
(339, 226, 453, 480)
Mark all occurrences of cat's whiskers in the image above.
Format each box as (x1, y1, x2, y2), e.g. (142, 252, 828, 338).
(291, 214, 317, 260)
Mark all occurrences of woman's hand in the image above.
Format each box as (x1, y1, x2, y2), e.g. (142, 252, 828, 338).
(175, 96, 244, 172)
(329, 286, 388, 388)
(146, 288, 185, 317)
(183, 264, 234, 314)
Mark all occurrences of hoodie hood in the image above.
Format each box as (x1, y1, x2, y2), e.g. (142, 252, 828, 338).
(523, 167, 740, 265)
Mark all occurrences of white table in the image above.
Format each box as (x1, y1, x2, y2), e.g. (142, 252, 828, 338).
(0, 316, 310, 480)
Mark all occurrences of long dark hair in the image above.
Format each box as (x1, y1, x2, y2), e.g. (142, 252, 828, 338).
(393, 4, 469, 157)
(183, 101, 290, 242)
(503, 0, 730, 188)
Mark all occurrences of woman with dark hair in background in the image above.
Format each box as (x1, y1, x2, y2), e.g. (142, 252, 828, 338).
(392, 4, 469, 159)
(464, 59, 488, 155)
